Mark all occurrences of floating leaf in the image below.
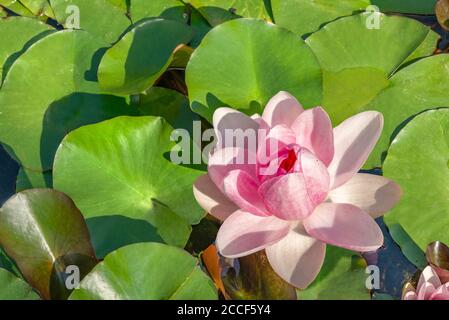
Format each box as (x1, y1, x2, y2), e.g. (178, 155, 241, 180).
(186, 18, 322, 122)
(19, 0, 55, 18)
(273, 0, 438, 37)
(0, 30, 137, 172)
(272, 0, 369, 37)
(0, 189, 97, 299)
(129, 0, 188, 24)
(53, 116, 205, 257)
(98, 18, 193, 95)
(306, 13, 443, 168)
(190, 7, 213, 47)
(69, 243, 217, 300)
(187, 0, 271, 26)
(16, 168, 52, 192)
(0, 268, 40, 300)
(298, 246, 371, 300)
(49, 0, 130, 43)
(0, 0, 35, 17)
(384, 109, 449, 259)
(0, 16, 53, 84)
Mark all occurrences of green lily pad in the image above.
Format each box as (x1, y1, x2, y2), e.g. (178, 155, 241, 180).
(0, 16, 53, 84)
(0, 30, 137, 172)
(0, 0, 35, 17)
(0, 268, 40, 300)
(16, 168, 52, 192)
(305, 13, 443, 168)
(53, 116, 205, 256)
(105, 0, 127, 11)
(186, 18, 322, 122)
(98, 18, 194, 95)
(187, 0, 272, 26)
(190, 7, 213, 47)
(19, 0, 55, 18)
(383, 109, 449, 260)
(272, 0, 438, 37)
(129, 0, 188, 24)
(272, 0, 369, 37)
(298, 246, 371, 300)
(49, 0, 130, 43)
(69, 243, 217, 300)
(0, 189, 97, 300)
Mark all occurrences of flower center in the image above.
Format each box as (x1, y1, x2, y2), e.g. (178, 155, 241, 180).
(279, 148, 297, 173)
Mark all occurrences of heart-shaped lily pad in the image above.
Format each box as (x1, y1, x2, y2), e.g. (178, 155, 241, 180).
(0, 0, 35, 17)
(306, 13, 445, 168)
(186, 18, 322, 122)
(53, 116, 205, 256)
(98, 18, 194, 95)
(129, 0, 189, 24)
(383, 109, 449, 257)
(272, 0, 438, 37)
(298, 246, 371, 300)
(0, 16, 53, 84)
(49, 0, 130, 43)
(187, 0, 272, 26)
(69, 242, 217, 300)
(0, 268, 40, 300)
(0, 30, 137, 172)
(0, 189, 98, 300)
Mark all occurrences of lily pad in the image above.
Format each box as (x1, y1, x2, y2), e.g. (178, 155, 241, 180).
(0, 16, 53, 84)
(272, 0, 369, 37)
(129, 0, 189, 24)
(186, 18, 322, 122)
(19, 0, 55, 18)
(69, 243, 217, 300)
(53, 116, 205, 256)
(0, 189, 98, 300)
(383, 109, 449, 258)
(49, 0, 130, 43)
(298, 246, 371, 300)
(0, 268, 40, 300)
(272, 0, 438, 37)
(306, 13, 443, 168)
(0, 30, 137, 172)
(0, 0, 35, 17)
(187, 0, 272, 26)
(98, 18, 194, 95)
(16, 168, 52, 192)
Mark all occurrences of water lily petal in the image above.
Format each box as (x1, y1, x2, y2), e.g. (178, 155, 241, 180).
(417, 282, 437, 300)
(327, 111, 383, 189)
(303, 203, 384, 252)
(417, 266, 441, 293)
(291, 107, 334, 166)
(216, 210, 291, 258)
(327, 173, 402, 219)
(223, 170, 269, 216)
(298, 148, 330, 205)
(193, 174, 238, 221)
(262, 91, 303, 128)
(208, 147, 257, 191)
(266, 223, 326, 289)
(260, 173, 315, 220)
(430, 283, 449, 300)
(213, 107, 259, 149)
(403, 291, 418, 300)
(257, 125, 296, 170)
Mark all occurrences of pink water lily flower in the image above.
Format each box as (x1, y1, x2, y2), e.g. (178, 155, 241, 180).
(403, 266, 449, 300)
(193, 91, 402, 289)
